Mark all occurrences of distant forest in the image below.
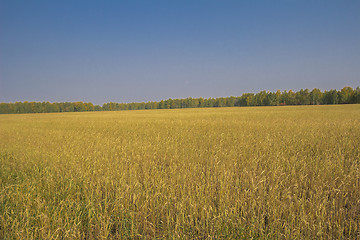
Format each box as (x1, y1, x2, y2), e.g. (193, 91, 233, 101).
(1, 86, 359, 114)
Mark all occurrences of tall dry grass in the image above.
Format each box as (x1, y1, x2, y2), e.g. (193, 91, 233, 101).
(1, 105, 359, 239)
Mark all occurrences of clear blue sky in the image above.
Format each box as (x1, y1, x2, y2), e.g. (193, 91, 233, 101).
(1, 0, 359, 105)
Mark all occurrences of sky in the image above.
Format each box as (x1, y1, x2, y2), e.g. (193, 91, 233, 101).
(1, 0, 359, 105)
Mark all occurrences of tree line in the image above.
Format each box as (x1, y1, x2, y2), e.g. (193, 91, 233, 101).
(1, 86, 359, 114)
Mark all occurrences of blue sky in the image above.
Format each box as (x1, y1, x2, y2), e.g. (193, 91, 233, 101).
(1, 0, 359, 105)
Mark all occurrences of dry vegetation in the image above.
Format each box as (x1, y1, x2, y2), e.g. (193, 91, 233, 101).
(1, 105, 359, 239)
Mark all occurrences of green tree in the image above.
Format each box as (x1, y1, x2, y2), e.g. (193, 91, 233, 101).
(295, 89, 310, 105)
(323, 90, 339, 104)
(339, 86, 354, 104)
(158, 100, 165, 109)
(94, 105, 102, 111)
(351, 87, 360, 104)
(254, 91, 267, 106)
(265, 92, 279, 106)
(226, 96, 236, 107)
(198, 98, 205, 108)
(310, 88, 323, 105)
(214, 98, 226, 107)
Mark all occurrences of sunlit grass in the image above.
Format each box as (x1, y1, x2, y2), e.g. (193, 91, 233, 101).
(1, 105, 359, 239)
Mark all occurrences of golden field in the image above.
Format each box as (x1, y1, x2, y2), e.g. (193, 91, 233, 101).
(0, 105, 359, 239)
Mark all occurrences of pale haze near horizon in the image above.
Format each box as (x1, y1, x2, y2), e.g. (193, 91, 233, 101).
(0, 0, 359, 105)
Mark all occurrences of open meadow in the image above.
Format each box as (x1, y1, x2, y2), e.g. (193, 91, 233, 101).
(1, 105, 359, 239)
